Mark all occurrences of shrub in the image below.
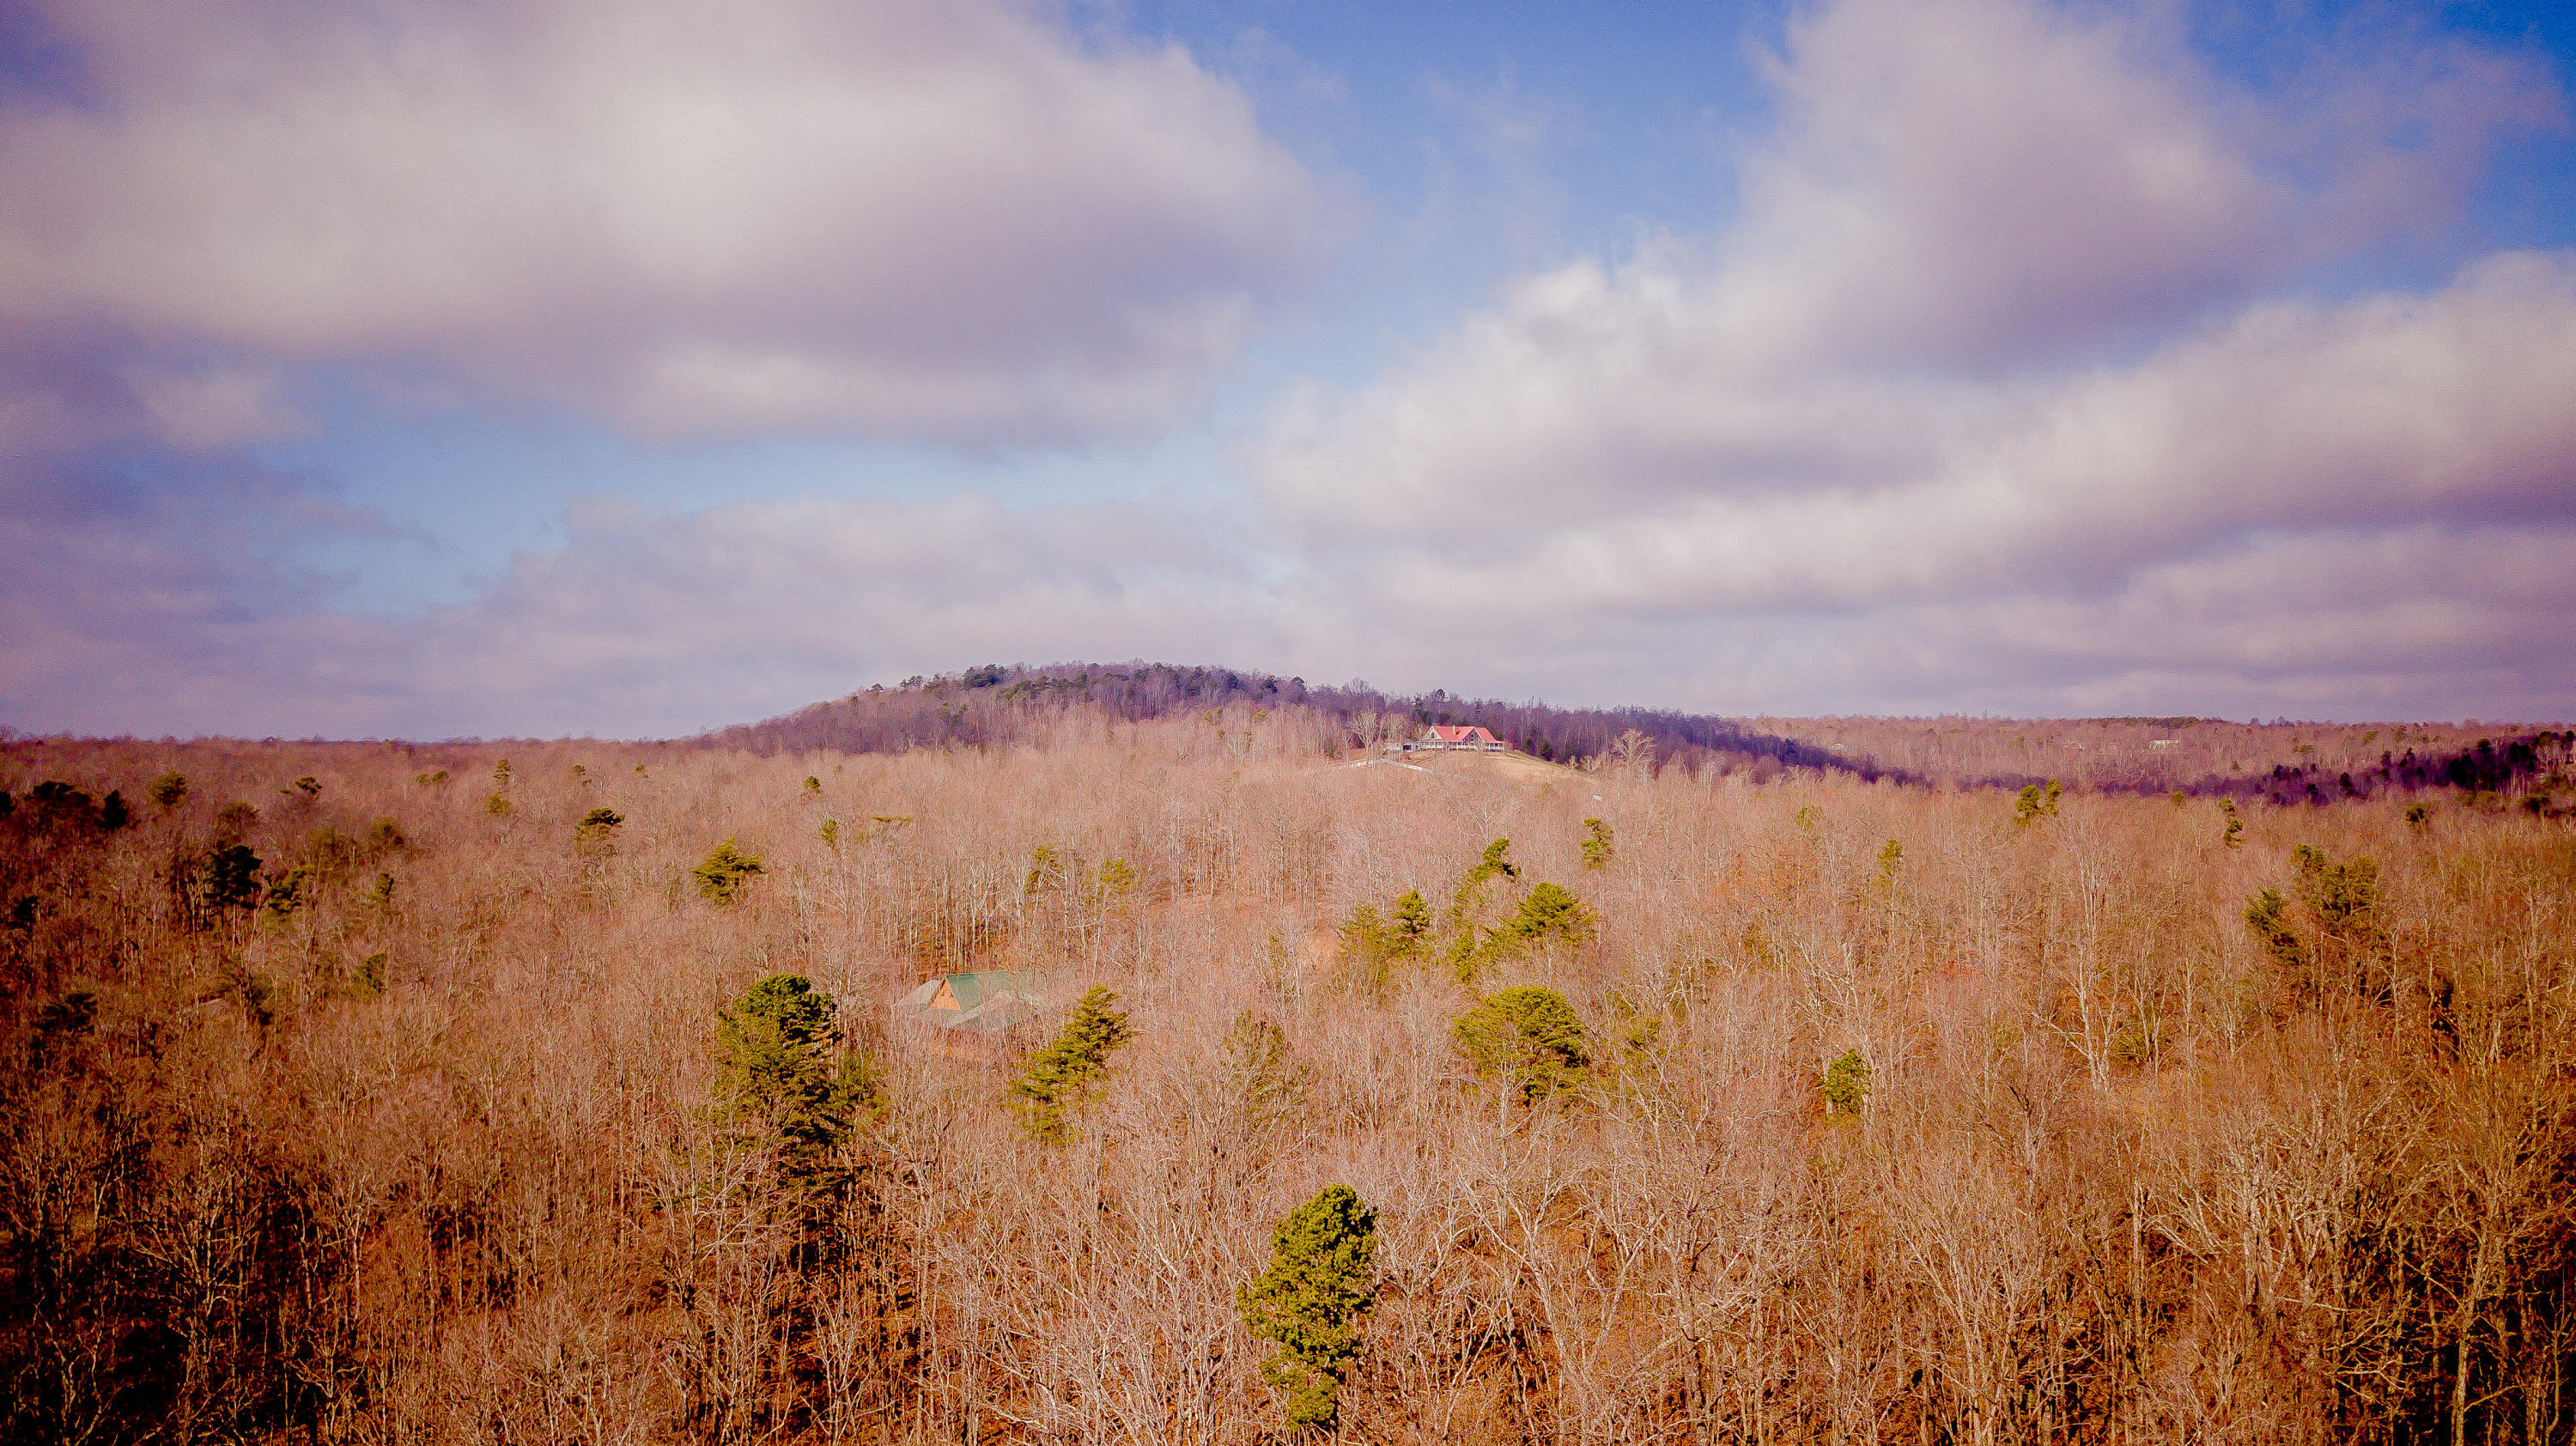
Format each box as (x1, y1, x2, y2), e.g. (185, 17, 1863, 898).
(1010, 986, 1132, 1142)
(694, 839, 765, 903)
(1454, 987, 1590, 1103)
(1238, 1185, 1377, 1431)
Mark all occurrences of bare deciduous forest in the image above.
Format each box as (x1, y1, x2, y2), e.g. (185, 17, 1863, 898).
(4, 698, 2573, 1443)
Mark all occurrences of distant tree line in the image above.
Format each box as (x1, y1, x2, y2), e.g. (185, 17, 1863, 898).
(1976, 730, 2576, 810)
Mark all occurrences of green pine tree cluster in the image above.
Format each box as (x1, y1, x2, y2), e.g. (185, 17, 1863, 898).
(2245, 844, 2385, 1001)
(2014, 779, 2063, 823)
(1821, 1048, 1871, 1116)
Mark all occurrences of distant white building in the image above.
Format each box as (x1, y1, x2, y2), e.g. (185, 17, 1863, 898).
(1384, 724, 1506, 754)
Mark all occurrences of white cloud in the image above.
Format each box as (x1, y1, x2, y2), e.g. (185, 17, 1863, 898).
(1303, 252, 2576, 623)
(0, 0, 1321, 442)
(1710, 0, 2550, 368)
(1249, 0, 2574, 720)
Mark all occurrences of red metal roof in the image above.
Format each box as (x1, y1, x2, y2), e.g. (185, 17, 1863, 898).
(1426, 725, 1500, 744)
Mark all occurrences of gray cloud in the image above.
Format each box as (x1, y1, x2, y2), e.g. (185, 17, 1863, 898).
(0, 0, 1322, 443)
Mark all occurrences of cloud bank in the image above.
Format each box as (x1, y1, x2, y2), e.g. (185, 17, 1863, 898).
(4, 0, 2572, 736)
(1253, 0, 2575, 719)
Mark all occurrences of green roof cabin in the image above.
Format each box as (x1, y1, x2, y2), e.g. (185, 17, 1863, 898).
(895, 972, 1044, 1058)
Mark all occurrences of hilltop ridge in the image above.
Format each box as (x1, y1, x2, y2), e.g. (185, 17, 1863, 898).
(700, 660, 1895, 780)
(699, 660, 2573, 808)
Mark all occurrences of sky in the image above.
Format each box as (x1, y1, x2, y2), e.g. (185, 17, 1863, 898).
(4, 0, 2573, 738)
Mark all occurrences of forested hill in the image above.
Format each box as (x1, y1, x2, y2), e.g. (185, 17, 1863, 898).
(698, 661, 1902, 779)
(701, 662, 2575, 810)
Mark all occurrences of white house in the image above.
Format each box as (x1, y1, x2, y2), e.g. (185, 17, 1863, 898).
(1383, 724, 1507, 754)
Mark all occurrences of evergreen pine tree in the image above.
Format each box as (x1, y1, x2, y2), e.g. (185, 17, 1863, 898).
(1454, 987, 1591, 1103)
(716, 974, 868, 1170)
(695, 839, 765, 903)
(147, 771, 189, 812)
(1389, 890, 1432, 957)
(1239, 1185, 1378, 1431)
(1580, 817, 1615, 869)
(1010, 986, 1133, 1141)
(1822, 1048, 1871, 1115)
